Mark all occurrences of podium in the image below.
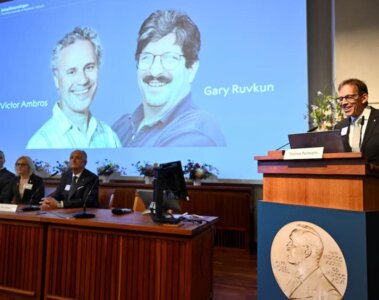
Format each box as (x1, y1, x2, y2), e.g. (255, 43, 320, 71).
(255, 151, 379, 300)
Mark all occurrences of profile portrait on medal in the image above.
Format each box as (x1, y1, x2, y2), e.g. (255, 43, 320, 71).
(270, 221, 347, 300)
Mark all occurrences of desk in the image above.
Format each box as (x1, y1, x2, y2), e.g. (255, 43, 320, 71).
(0, 208, 217, 300)
(44, 179, 259, 251)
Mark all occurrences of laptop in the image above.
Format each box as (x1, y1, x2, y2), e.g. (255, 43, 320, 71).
(136, 189, 154, 209)
(288, 130, 345, 153)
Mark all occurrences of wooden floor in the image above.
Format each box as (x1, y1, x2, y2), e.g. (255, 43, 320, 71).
(213, 248, 257, 300)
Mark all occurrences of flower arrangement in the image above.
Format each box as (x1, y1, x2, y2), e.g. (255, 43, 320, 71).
(133, 161, 158, 177)
(33, 159, 51, 174)
(96, 159, 126, 176)
(308, 90, 344, 131)
(183, 160, 218, 180)
(51, 160, 70, 175)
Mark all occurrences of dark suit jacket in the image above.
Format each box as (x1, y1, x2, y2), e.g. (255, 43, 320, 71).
(335, 106, 379, 164)
(0, 168, 15, 203)
(8, 173, 45, 205)
(53, 169, 99, 208)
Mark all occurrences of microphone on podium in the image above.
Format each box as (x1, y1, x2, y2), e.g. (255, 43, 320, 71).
(49, 171, 59, 177)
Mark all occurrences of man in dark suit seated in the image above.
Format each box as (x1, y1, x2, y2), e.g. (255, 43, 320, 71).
(334, 78, 379, 170)
(0, 150, 15, 202)
(41, 149, 99, 209)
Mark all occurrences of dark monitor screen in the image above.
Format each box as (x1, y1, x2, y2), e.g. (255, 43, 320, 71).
(152, 160, 189, 223)
(288, 130, 345, 153)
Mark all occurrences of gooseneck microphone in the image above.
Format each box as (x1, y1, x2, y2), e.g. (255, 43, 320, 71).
(359, 116, 365, 149)
(49, 171, 59, 177)
(72, 178, 98, 219)
(21, 186, 41, 212)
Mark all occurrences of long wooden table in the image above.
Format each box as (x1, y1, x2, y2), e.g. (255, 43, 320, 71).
(44, 179, 259, 251)
(0, 208, 217, 300)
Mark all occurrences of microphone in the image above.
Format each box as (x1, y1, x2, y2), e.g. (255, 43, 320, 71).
(21, 186, 41, 212)
(359, 116, 365, 149)
(72, 178, 98, 219)
(307, 126, 318, 133)
(111, 208, 133, 215)
(50, 171, 59, 177)
(276, 126, 318, 150)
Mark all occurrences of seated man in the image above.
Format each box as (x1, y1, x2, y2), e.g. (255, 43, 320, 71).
(0, 150, 15, 202)
(41, 149, 99, 209)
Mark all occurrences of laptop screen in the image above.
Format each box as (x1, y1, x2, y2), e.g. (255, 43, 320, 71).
(288, 130, 345, 153)
(136, 189, 154, 209)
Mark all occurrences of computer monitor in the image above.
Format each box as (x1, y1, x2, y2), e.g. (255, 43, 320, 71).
(151, 161, 189, 224)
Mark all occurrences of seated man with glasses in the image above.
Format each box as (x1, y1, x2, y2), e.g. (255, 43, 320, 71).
(113, 9, 226, 147)
(334, 78, 379, 169)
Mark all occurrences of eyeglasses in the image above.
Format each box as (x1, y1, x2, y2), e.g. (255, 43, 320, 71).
(16, 163, 28, 167)
(137, 52, 184, 71)
(336, 94, 360, 104)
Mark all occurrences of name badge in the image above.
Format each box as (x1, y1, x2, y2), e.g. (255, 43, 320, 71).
(24, 183, 33, 190)
(65, 184, 71, 191)
(341, 127, 348, 136)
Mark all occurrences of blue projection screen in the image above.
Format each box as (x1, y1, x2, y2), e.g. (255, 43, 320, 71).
(0, 0, 307, 180)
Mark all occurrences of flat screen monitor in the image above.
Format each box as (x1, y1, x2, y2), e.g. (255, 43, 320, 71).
(0, 0, 307, 180)
(151, 161, 188, 224)
(288, 130, 345, 153)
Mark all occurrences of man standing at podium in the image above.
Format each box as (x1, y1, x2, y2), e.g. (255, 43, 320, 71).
(334, 78, 379, 167)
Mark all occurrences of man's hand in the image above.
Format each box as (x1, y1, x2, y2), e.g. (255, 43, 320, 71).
(40, 196, 60, 209)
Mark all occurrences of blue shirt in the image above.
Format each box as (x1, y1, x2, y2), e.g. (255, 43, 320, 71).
(112, 93, 226, 147)
(26, 103, 122, 149)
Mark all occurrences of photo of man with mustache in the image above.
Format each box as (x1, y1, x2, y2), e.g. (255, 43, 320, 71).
(113, 9, 225, 147)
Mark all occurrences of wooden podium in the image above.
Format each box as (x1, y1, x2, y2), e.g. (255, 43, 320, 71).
(255, 150, 379, 211)
(255, 150, 379, 300)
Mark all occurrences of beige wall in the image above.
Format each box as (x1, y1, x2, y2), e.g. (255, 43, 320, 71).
(308, 0, 379, 108)
(335, 0, 379, 107)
